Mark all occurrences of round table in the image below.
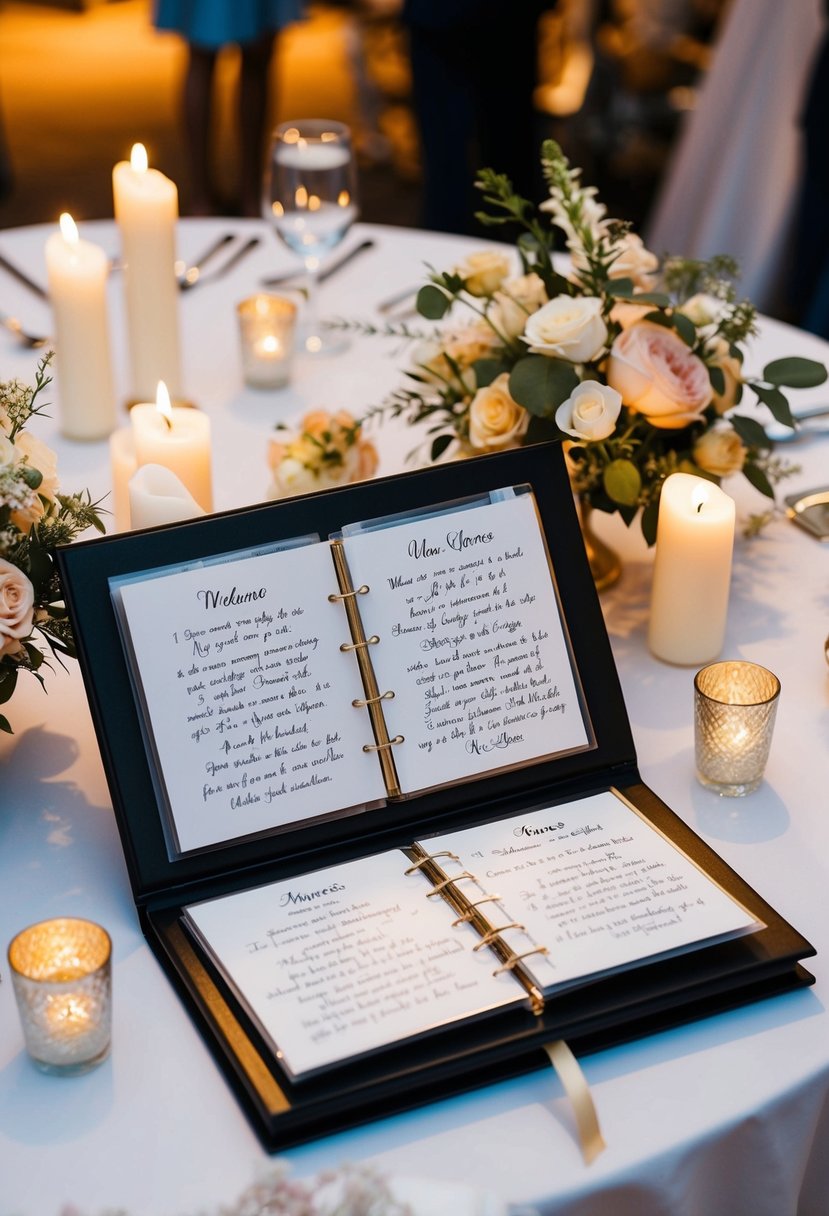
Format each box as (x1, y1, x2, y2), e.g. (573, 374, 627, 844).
(1, 219, 828, 1216)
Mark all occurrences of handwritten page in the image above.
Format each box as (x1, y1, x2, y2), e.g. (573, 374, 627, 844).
(422, 790, 761, 992)
(183, 849, 526, 1077)
(340, 493, 591, 793)
(113, 542, 386, 854)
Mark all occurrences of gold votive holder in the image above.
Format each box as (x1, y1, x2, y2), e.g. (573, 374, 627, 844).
(694, 661, 781, 797)
(8, 917, 112, 1076)
(237, 293, 297, 388)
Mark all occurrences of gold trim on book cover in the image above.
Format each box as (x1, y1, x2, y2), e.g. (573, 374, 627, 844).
(543, 1039, 606, 1165)
(404, 842, 546, 1015)
(330, 539, 401, 797)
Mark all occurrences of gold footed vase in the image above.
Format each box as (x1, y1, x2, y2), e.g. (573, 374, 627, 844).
(577, 495, 622, 592)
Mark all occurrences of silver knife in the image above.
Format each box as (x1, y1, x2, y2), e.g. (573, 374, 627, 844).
(0, 251, 48, 302)
(179, 236, 261, 291)
(176, 232, 236, 289)
(261, 238, 376, 288)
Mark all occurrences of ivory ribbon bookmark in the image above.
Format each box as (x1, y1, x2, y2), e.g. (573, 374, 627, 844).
(543, 1039, 606, 1165)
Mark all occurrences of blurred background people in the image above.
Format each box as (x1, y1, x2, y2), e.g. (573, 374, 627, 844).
(153, 0, 305, 216)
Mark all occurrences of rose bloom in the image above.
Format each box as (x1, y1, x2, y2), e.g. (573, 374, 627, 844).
(679, 292, 727, 335)
(555, 380, 622, 441)
(706, 336, 743, 414)
(522, 295, 608, 363)
(606, 321, 712, 429)
(572, 232, 658, 290)
(491, 273, 548, 339)
(10, 430, 60, 529)
(609, 300, 653, 330)
(453, 250, 511, 297)
(412, 322, 498, 391)
(0, 558, 35, 658)
(267, 410, 377, 499)
(693, 424, 747, 477)
(468, 374, 530, 452)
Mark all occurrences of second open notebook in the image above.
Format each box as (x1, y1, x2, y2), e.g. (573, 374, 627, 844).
(111, 486, 593, 857)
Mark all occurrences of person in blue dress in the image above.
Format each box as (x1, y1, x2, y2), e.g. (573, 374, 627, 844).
(154, 0, 304, 216)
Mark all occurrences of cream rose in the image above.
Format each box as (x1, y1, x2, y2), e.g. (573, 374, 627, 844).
(606, 321, 712, 429)
(706, 336, 743, 414)
(412, 322, 498, 392)
(555, 380, 622, 441)
(609, 233, 659, 288)
(453, 250, 511, 297)
(679, 292, 727, 333)
(0, 559, 35, 658)
(468, 374, 530, 451)
(693, 424, 747, 477)
(491, 273, 548, 339)
(522, 295, 608, 363)
(11, 430, 60, 529)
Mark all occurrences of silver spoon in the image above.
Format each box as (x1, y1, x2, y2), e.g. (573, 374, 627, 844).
(0, 309, 50, 349)
(764, 403, 829, 443)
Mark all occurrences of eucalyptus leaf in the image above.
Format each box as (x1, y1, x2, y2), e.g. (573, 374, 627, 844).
(509, 355, 579, 418)
(708, 364, 725, 395)
(607, 278, 635, 298)
(643, 310, 672, 328)
(631, 291, 671, 307)
(743, 461, 775, 499)
(603, 458, 641, 506)
(0, 713, 10, 734)
(762, 356, 828, 389)
(430, 433, 454, 462)
(472, 357, 512, 388)
(641, 500, 660, 546)
(671, 311, 697, 347)
(416, 284, 451, 320)
(751, 383, 795, 428)
(0, 666, 18, 705)
(730, 412, 772, 450)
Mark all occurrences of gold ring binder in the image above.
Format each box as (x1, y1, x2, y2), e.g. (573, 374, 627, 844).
(340, 635, 380, 652)
(363, 735, 404, 753)
(493, 947, 549, 975)
(404, 851, 460, 875)
(352, 690, 395, 708)
(472, 924, 526, 951)
(451, 895, 502, 925)
(426, 872, 477, 896)
(328, 585, 369, 602)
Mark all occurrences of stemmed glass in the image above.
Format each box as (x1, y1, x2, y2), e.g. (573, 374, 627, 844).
(263, 119, 358, 355)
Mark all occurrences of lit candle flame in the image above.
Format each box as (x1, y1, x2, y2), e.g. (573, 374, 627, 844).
(691, 484, 708, 515)
(337, 190, 351, 208)
(131, 142, 149, 173)
(59, 212, 79, 245)
(155, 380, 173, 430)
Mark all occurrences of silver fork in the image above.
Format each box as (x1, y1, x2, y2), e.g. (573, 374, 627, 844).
(0, 310, 50, 349)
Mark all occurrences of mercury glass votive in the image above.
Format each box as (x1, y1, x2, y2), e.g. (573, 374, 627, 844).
(237, 293, 297, 388)
(694, 661, 781, 796)
(8, 918, 112, 1076)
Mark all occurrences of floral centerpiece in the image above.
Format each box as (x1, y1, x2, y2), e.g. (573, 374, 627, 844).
(0, 356, 105, 734)
(364, 140, 825, 550)
(268, 408, 378, 499)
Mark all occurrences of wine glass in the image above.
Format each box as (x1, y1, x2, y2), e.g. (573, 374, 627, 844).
(263, 119, 358, 355)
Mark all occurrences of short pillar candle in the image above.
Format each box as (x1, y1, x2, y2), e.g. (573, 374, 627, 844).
(130, 381, 212, 513)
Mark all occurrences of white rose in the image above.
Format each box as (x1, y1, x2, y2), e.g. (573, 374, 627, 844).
(693, 424, 747, 477)
(0, 558, 35, 658)
(679, 293, 727, 330)
(609, 233, 659, 288)
(453, 250, 511, 297)
(555, 380, 622, 441)
(522, 295, 608, 363)
(491, 273, 548, 338)
(468, 374, 530, 451)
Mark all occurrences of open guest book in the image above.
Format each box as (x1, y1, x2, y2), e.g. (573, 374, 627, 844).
(58, 444, 815, 1148)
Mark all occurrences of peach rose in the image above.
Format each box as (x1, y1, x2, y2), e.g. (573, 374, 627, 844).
(453, 250, 511, 297)
(491, 273, 548, 339)
(693, 424, 747, 477)
(606, 321, 712, 429)
(522, 295, 608, 364)
(555, 380, 622, 441)
(468, 374, 530, 451)
(706, 337, 743, 414)
(0, 559, 34, 657)
(10, 430, 60, 529)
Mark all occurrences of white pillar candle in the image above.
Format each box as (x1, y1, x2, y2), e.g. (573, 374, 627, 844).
(112, 143, 182, 402)
(44, 213, 116, 440)
(648, 472, 736, 666)
(130, 381, 212, 512)
(128, 464, 206, 530)
(109, 427, 137, 532)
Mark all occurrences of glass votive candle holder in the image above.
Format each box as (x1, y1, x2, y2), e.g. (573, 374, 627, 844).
(694, 660, 781, 796)
(8, 917, 112, 1076)
(237, 293, 297, 388)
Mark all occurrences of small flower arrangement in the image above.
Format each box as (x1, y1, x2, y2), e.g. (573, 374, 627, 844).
(0, 355, 105, 734)
(363, 140, 825, 542)
(268, 409, 379, 500)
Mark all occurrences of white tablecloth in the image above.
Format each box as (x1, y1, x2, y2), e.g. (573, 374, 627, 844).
(0, 220, 828, 1216)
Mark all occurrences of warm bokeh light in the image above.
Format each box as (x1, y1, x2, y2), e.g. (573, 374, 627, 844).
(131, 142, 148, 173)
(59, 212, 78, 244)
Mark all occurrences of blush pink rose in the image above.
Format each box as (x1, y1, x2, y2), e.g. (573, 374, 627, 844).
(0, 559, 35, 657)
(606, 321, 712, 429)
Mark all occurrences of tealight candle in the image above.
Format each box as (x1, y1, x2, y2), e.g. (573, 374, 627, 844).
(129, 463, 206, 530)
(112, 142, 182, 402)
(694, 660, 781, 796)
(131, 380, 212, 513)
(237, 293, 297, 388)
(8, 917, 112, 1075)
(44, 213, 116, 440)
(648, 472, 735, 666)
